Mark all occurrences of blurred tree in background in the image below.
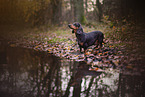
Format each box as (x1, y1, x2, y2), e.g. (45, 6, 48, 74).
(0, 0, 144, 29)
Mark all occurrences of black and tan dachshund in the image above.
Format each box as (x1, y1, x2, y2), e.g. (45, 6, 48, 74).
(68, 22, 104, 53)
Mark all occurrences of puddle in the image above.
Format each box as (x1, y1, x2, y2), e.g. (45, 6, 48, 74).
(0, 42, 145, 97)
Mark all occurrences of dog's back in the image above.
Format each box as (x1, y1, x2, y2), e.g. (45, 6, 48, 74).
(84, 31, 104, 47)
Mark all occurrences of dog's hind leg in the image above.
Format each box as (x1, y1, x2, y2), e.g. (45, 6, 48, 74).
(98, 34, 104, 49)
(79, 46, 82, 53)
(94, 40, 99, 49)
(100, 33, 104, 46)
(91, 40, 100, 54)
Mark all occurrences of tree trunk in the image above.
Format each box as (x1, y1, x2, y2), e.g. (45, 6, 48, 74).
(73, 0, 87, 24)
(70, 0, 74, 21)
(96, 0, 102, 22)
(50, 0, 62, 24)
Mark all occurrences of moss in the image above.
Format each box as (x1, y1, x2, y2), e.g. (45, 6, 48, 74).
(81, 16, 88, 25)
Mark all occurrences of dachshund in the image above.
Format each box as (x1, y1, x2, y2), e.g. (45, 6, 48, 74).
(68, 22, 104, 53)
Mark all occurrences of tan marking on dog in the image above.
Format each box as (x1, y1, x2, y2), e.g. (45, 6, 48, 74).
(70, 24, 78, 30)
(80, 42, 83, 46)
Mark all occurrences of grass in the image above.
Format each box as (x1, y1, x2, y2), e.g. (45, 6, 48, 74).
(0, 22, 126, 48)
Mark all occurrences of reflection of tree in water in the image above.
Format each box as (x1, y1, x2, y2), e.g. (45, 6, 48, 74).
(63, 61, 118, 97)
(0, 46, 145, 97)
(117, 73, 145, 97)
(68, 61, 103, 97)
(0, 47, 62, 97)
(28, 50, 62, 97)
(63, 61, 145, 97)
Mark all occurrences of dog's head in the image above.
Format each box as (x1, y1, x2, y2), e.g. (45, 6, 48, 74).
(68, 22, 80, 30)
(68, 22, 83, 34)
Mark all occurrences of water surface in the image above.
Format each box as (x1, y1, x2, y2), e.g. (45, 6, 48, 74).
(0, 43, 145, 97)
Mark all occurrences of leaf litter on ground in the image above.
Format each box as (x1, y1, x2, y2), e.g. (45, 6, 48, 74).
(28, 37, 125, 72)
(7, 32, 126, 73)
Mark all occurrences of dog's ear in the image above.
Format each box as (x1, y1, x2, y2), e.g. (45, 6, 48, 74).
(74, 22, 80, 27)
(73, 22, 83, 31)
(76, 23, 83, 31)
(76, 22, 80, 27)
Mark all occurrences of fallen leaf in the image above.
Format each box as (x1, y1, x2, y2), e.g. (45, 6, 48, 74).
(34, 45, 39, 49)
(10, 44, 16, 47)
(98, 53, 102, 56)
(89, 67, 99, 71)
(126, 65, 133, 69)
(85, 51, 91, 55)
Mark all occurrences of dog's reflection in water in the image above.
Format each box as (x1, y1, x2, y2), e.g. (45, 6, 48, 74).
(70, 61, 102, 87)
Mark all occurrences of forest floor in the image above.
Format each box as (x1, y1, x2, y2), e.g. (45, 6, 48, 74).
(0, 23, 144, 74)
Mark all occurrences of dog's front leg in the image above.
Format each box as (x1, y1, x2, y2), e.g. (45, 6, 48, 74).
(84, 48, 87, 57)
(79, 46, 82, 53)
(99, 43, 103, 49)
(78, 41, 84, 53)
(84, 49, 87, 53)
